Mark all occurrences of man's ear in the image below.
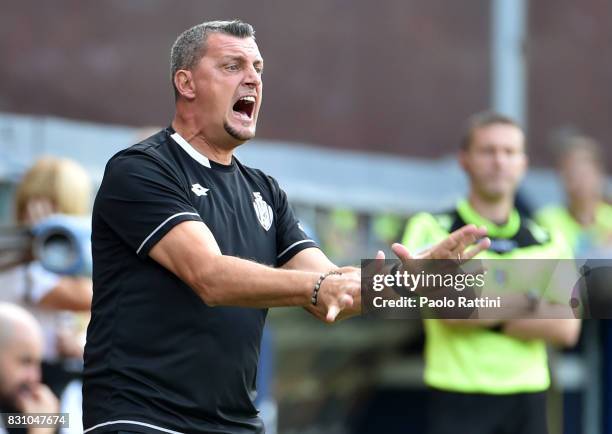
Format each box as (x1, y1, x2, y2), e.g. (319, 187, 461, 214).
(174, 70, 195, 99)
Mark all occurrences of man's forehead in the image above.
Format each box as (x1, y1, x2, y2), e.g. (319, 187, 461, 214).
(475, 124, 524, 141)
(470, 129, 525, 153)
(205, 33, 262, 60)
(8, 340, 42, 360)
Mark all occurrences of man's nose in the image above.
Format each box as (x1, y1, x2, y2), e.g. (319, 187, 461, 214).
(243, 66, 262, 88)
(493, 150, 508, 166)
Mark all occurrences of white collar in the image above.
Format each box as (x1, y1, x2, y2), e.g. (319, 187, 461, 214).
(170, 131, 211, 168)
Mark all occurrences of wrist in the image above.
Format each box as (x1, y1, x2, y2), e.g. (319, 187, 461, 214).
(311, 270, 342, 306)
(300, 272, 322, 306)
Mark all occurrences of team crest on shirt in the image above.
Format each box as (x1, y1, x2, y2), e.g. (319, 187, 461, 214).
(252, 192, 273, 231)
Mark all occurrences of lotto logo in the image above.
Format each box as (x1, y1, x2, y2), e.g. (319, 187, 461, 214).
(191, 183, 209, 197)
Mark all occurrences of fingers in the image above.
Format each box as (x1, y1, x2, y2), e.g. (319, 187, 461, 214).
(326, 304, 340, 322)
(317, 272, 359, 323)
(391, 243, 413, 263)
(366, 250, 386, 275)
(451, 240, 469, 262)
(460, 237, 491, 261)
(427, 225, 489, 260)
(20, 383, 59, 413)
(326, 293, 354, 322)
(449, 232, 476, 257)
(444, 226, 474, 250)
(14, 388, 31, 412)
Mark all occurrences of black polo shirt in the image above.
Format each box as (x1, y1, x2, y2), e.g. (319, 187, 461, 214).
(83, 127, 317, 434)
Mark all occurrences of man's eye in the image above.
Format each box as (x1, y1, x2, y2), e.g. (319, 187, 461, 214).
(226, 64, 239, 71)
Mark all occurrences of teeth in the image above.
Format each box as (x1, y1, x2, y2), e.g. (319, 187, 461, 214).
(240, 96, 256, 103)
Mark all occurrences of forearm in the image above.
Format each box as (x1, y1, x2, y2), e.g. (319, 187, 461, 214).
(189, 254, 319, 308)
(38, 276, 92, 311)
(151, 224, 358, 319)
(439, 295, 574, 329)
(503, 318, 581, 347)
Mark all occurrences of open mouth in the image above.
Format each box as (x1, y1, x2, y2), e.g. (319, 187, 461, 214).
(232, 96, 256, 119)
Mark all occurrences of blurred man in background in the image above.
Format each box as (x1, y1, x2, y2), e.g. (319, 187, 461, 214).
(537, 134, 612, 433)
(537, 134, 612, 258)
(402, 111, 581, 434)
(0, 302, 59, 434)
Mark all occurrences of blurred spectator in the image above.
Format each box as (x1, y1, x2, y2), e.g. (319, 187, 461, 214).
(0, 157, 92, 399)
(402, 111, 579, 434)
(0, 302, 59, 434)
(537, 134, 612, 258)
(537, 134, 612, 434)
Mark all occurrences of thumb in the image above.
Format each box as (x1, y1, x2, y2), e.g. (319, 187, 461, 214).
(326, 293, 354, 322)
(326, 303, 340, 323)
(374, 250, 386, 273)
(391, 243, 413, 263)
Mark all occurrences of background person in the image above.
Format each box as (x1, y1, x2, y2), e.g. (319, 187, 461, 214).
(0, 156, 92, 402)
(402, 111, 581, 434)
(537, 133, 612, 433)
(537, 134, 612, 258)
(0, 302, 60, 434)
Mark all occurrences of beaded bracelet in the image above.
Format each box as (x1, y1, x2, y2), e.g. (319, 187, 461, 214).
(311, 270, 342, 306)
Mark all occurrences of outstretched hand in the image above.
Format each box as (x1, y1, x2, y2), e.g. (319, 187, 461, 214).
(310, 226, 489, 324)
(392, 224, 490, 264)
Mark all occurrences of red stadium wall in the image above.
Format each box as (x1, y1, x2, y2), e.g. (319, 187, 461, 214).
(1, 0, 610, 168)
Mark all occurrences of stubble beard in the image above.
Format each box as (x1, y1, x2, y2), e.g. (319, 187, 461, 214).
(224, 121, 256, 142)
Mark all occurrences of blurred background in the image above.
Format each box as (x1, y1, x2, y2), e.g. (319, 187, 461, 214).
(0, 1, 611, 433)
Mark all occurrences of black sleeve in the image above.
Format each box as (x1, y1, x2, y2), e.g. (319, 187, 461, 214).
(267, 176, 319, 266)
(95, 152, 203, 258)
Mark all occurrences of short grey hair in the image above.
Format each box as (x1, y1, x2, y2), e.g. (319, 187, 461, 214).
(170, 20, 255, 98)
(460, 111, 522, 150)
(556, 134, 605, 170)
